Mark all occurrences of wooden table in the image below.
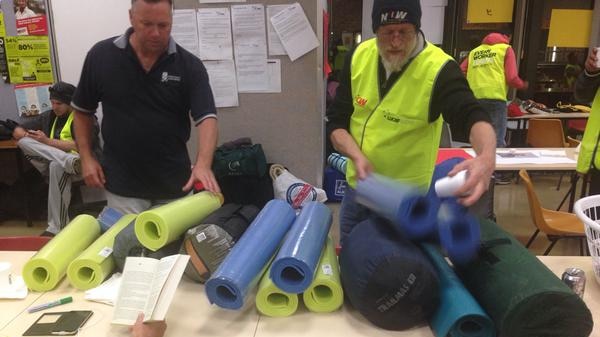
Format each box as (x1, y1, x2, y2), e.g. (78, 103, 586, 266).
(0, 139, 32, 226)
(1, 252, 598, 337)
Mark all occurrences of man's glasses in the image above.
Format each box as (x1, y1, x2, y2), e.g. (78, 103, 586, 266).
(378, 29, 416, 40)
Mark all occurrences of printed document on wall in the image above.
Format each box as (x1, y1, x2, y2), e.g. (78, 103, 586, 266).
(231, 4, 268, 92)
(172, 9, 200, 57)
(204, 60, 239, 108)
(266, 5, 289, 56)
(270, 2, 319, 62)
(244, 59, 281, 93)
(197, 8, 233, 60)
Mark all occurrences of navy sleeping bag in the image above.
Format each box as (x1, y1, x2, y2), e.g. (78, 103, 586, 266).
(340, 216, 440, 330)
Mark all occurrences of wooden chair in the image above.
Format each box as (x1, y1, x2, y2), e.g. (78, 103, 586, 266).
(567, 136, 581, 148)
(0, 236, 51, 251)
(519, 169, 586, 255)
(526, 118, 568, 148)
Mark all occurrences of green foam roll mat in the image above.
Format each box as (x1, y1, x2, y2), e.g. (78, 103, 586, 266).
(23, 214, 101, 291)
(256, 261, 298, 317)
(67, 214, 137, 290)
(302, 237, 343, 313)
(135, 191, 223, 251)
(455, 219, 593, 337)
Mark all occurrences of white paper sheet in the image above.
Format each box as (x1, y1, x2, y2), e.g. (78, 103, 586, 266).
(204, 59, 239, 107)
(231, 4, 268, 92)
(266, 5, 289, 56)
(270, 2, 319, 62)
(197, 8, 233, 60)
(244, 59, 281, 93)
(172, 9, 200, 57)
(495, 149, 576, 165)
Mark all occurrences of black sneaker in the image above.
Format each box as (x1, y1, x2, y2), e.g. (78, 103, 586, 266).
(40, 230, 55, 237)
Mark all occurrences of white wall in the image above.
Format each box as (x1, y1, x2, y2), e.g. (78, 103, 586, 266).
(50, 0, 130, 84)
(362, 0, 447, 44)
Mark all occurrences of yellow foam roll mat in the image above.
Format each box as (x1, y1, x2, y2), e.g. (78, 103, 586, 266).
(256, 263, 298, 317)
(23, 214, 101, 291)
(135, 191, 224, 251)
(67, 214, 137, 290)
(302, 237, 344, 313)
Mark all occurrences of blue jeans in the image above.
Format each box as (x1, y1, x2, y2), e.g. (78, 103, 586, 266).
(339, 187, 374, 245)
(479, 99, 507, 148)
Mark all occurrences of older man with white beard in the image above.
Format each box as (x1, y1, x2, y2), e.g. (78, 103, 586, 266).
(326, 0, 497, 243)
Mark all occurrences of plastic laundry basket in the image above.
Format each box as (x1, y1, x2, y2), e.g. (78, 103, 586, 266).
(573, 195, 600, 285)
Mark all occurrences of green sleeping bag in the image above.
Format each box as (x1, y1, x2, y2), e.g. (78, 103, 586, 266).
(455, 219, 593, 337)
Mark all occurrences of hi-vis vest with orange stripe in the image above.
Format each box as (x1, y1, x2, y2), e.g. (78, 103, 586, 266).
(346, 38, 452, 190)
(466, 43, 509, 100)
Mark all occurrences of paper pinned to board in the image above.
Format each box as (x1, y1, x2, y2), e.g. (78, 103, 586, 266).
(172, 9, 200, 57)
(204, 59, 239, 107)
(270, 2, 319, 62)
(197, 7, 234, 61)
(266, 5, 289, 56)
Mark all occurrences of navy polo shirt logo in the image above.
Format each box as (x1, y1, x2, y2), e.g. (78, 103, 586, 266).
(161, 72, 181, 83)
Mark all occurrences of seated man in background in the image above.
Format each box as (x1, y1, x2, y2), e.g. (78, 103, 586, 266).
(10, 81, 100, 236)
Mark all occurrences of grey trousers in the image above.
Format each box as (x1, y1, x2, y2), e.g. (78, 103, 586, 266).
(17, 137, 81, 234)
(105, 190, 188, 214)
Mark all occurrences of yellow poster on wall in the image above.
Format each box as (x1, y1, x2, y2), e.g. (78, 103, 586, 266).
(547, 10, 592, 48)
(4, 35, 53, 83)
(467, 0, 514, 24)
(0, 11, 6, 37)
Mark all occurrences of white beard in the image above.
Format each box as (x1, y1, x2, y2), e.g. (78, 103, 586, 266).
(378, 37, 417, 74)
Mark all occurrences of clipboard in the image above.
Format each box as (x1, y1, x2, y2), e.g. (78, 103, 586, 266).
(23, 310, 93, 336)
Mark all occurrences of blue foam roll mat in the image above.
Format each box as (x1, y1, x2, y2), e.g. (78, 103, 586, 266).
(437, 200, 481, 265)
(355, 173, 438, 240)
(205, 199, 296, 310)
(421, 243, 495, 337)
(270, 202, 332, 293)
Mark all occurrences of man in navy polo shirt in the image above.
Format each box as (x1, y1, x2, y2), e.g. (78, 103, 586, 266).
(72, 0, 220, 214)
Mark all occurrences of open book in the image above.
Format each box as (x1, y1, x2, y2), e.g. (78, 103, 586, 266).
(112, 254, 190, 325)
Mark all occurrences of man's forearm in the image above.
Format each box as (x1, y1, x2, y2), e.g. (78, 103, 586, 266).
(330, 128, 364, 162)
(195, 117, 218, 169)
(469, 121, 496, 160)
(73, 111, 96, 160)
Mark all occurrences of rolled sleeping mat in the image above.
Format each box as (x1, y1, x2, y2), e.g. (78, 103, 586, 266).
(302, 237, 343, 313)
(340, 216, 440, 330)
(270, 202, 332, 293)
(67, 214, 137, 290)
(421, 243, 495, 337)
(23, 214, 101, 291)
(355, 173, 438, 240)
(181, 204, 260, 283)
(205, 199, 296, 310)
(256, 261, 298, 317)
(455, 219, 593, 337)
(327, 152, 347, 174)
(135, 191, 224, 251)
(437, 201, 481, 265)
